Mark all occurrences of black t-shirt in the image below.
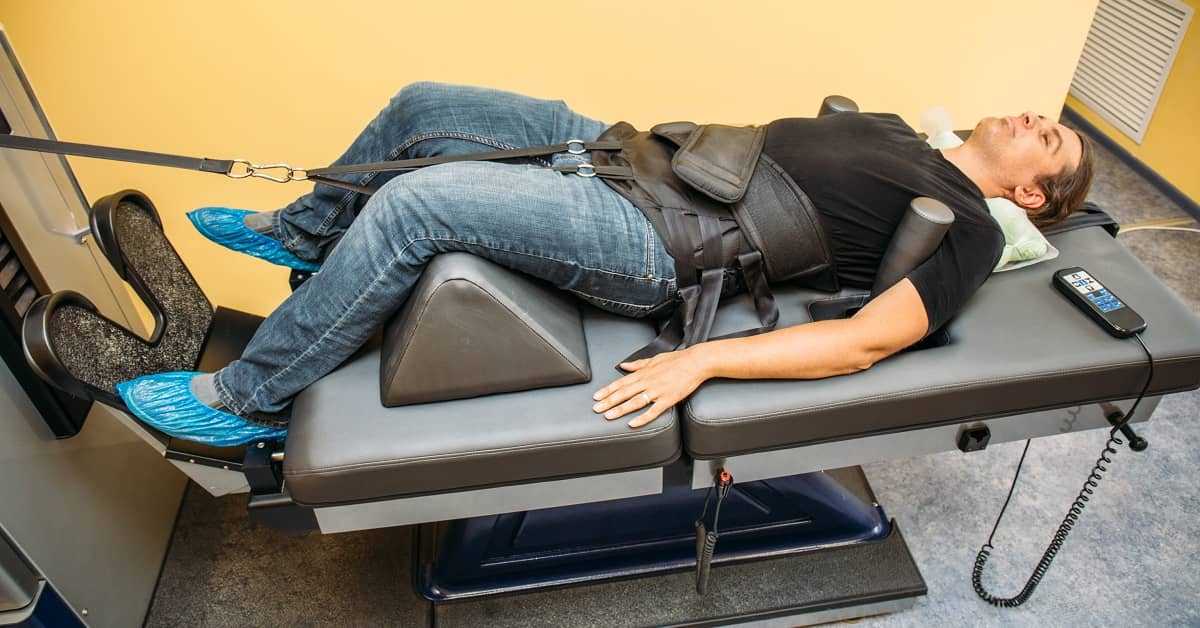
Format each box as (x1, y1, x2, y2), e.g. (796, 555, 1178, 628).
(763, 112, 1004, 333)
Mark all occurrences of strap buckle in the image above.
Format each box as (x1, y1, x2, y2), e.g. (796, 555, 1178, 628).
(227, 159, 309, 183)
(565, 139, 587, 155)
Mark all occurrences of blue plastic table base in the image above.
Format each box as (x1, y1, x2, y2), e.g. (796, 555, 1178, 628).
(418, 467, 891, 600)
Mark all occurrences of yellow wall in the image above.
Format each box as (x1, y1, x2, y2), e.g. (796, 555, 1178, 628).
(1067, 0, 1199, 204)
(0, 1, 1099, 317)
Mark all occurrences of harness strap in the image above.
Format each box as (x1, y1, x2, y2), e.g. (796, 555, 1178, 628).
(0, 134, 233, 174)
(620, 318, 684, 366)
(306, 140, 624, 177)
(0, 134, 628, 192)
(619, 207, 702, 366)
(306, 175, 378, 195)
(734, 250, 780, 331)
(619, 214, 781, 367)
(686, 216, 726, 346)
(686, 251, 779, 344)
(666, 209, 707, 348)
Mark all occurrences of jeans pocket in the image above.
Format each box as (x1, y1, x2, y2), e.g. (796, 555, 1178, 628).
(643, 279, 679, 319)
(570, 277, 675, 319)
(572, 291, 658, 318)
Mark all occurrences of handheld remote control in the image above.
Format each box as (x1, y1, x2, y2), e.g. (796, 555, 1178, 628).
(1052, 267, 1146, 338)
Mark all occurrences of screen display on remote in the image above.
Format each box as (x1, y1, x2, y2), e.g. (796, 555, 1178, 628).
(1065, 271, 1125, 313)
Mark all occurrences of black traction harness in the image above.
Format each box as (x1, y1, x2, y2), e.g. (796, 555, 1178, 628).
(0, 125, 837, 363)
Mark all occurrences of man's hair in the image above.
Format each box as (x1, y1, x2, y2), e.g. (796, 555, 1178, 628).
(1026, 132, 1095, 228)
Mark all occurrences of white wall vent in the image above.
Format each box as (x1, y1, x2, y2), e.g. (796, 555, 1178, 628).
(1069, 0, 1193, 143)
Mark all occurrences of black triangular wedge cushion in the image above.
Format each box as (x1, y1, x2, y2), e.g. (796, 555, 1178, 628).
(379, 253, 591, 406)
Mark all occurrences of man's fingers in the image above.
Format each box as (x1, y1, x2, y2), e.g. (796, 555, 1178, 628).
(593, 372, 641, 402)
(602, 390, 653, 420)
(618, 358, 650, 372)
(593, 384, 636, 413)
(628, 401, 668, 428)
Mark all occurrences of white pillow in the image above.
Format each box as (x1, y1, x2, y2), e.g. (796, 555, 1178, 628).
(985, 198, 1059, 272)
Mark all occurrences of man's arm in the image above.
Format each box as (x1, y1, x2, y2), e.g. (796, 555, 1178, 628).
(592, 278, 930, 427)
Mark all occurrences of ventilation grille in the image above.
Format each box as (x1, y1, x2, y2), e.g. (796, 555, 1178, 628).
(1069, 0, 1193, 144)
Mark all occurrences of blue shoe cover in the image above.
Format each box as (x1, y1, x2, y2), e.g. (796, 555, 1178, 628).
(187, 207, 321, 272)
(115, 371, 288, 447)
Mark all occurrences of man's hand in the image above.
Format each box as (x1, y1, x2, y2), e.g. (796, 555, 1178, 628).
(591, 279, 929, 430)
(592, 347, 714, 429)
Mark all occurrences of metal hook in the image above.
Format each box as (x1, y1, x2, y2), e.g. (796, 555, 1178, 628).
(226, 159, 308, 183)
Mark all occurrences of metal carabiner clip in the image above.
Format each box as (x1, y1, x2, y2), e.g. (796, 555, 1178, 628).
(226, 159, 309, 183)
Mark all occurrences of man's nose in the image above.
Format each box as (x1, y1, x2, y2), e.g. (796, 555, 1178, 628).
(1021, 112, 1037, 128)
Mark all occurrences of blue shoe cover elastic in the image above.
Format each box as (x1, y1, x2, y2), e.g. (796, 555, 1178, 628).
(187, 207, 321, 272)
(115, 371, 288, 447)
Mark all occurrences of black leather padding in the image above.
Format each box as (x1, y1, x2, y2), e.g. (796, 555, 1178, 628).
(871, 198, 955, 295)
(681, 226, 1200, 458)
(286, 308, 678, 506)
(818, 95, 860, 117)
(379, 253, 591, 406)
(660, 123, 766, 204)
(21, 191, 213, 407)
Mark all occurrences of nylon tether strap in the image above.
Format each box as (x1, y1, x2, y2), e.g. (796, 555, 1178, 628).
(0, 134, 631, 194)
(0, 134, 234, 174)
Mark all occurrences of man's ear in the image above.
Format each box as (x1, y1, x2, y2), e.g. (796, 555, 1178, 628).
(1011, 184, 1046, 210)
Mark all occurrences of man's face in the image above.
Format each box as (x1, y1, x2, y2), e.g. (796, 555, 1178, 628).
(968, 112, 1084, 209)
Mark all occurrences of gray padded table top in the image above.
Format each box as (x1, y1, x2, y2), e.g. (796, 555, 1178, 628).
(683, 226, 1200, 458)
(284, 309, 679, 506)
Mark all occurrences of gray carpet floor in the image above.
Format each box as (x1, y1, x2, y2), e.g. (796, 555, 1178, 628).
(145, 124, 1200, 627)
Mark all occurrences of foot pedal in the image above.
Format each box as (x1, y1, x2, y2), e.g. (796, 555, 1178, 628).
(22, 190, 213, 408)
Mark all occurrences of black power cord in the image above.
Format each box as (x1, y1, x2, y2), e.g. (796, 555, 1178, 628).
(972, 333, 1154, 607)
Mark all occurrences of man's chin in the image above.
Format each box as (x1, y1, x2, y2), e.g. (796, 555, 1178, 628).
(970, 118, 998, 138)
(974, 117, 1008, 143)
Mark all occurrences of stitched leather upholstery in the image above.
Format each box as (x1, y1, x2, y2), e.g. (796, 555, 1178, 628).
(284, 225, 1200, 506)
(285, 307, 678, 506)
(682, 226, 1200, 457)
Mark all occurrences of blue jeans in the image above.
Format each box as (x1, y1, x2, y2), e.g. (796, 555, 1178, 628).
(215, 82, 677, 415)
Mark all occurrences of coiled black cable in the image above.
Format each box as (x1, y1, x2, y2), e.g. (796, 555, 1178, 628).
(694, 471, 733, 594)
(972, 333, 1153, 607)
